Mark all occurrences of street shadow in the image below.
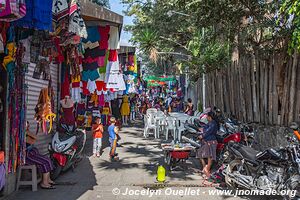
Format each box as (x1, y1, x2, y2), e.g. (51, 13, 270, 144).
(96, 159, 139, 171)
(9, 141, 97, 200)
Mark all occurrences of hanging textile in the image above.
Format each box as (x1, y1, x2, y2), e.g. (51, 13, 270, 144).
(7, 52, 26, 173)
(14, 0, 52, 31)
(52, 0, 69, 22)
(0, 0, 26, 22)
(108, 26, 120, 50)
(68, 0, 87, 38)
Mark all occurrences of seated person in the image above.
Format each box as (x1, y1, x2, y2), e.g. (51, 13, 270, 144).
(25, 122, 55, 189)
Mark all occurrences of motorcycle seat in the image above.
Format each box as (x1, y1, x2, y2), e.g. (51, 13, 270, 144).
(185, 124, 199, 130)
(237, 145, 260, 161)
(58, 133, 75, 141)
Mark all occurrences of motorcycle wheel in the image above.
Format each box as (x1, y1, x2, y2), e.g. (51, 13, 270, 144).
(50, 159, 62, 180)
(225, 159, 249, 189)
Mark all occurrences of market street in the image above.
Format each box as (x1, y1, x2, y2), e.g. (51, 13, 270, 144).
(6, 121, 281, 200)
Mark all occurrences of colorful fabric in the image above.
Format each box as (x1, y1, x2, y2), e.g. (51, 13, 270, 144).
(61, 67, 70, 99)
(52, 0, 69, 22)
(99, 50, 109, 74)
(108, 49, 118, 62)
(14, 0, 52, 31)
(0, 0, 26, 22)
(95, 81, 107, 92)
(61, 107, 75, 125)
(26, 147, 54, 173)
(84, 48, 106, 58)
(68, 1, 87, 38)
(82, 70, 100, 82)
(83, 26, 100, 43)
(108, 26, 120, 50)
(98, 25, 110, 49)
(81, 81, 90, 95)
(120, 96, 130, 116)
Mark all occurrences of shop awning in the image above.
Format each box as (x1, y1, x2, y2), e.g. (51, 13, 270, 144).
(80, 0, 123, 26)
(144, 76, 176, 82)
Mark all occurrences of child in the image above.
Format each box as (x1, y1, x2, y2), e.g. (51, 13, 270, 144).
(108, 117, 119, 161)
(92, 117, 104, 157)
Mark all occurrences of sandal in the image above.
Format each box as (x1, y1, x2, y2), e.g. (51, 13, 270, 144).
(49, 182, 57, 186)
(40, 185, 56, 189)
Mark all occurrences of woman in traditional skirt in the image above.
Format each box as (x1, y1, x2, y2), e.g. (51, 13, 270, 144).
(25, 122, 55, 189)
(196, 112, 218, 178)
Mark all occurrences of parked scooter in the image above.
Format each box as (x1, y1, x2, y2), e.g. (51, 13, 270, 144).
(223, 135, 300, 199)
(183, 115, 255, 167)
(49, 124, 86, 180)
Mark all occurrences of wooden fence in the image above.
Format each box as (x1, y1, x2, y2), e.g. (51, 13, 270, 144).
(194, 53, 300, 126)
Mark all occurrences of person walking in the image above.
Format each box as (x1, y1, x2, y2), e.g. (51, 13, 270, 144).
(108, 117, 119, 161)
(92, 117, 104, 157)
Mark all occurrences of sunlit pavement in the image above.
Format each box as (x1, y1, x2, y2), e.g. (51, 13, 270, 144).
(7, 121, 281, 200)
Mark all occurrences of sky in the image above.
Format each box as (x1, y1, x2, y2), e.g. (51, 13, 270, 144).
(110, 0, 134, 46)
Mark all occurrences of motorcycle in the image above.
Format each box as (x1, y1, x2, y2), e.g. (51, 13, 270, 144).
(223, 135, 300, 199)
(49, 124, 86, 180)
(183, 117, 255, 166)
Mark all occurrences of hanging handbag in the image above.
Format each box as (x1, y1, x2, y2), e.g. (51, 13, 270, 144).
(0, 0, 26, 22)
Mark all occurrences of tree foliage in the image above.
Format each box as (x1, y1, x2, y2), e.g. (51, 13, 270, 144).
(278, 0, 300, 53)
(91, 0, 110, 8)
(122, 0, 292, 79)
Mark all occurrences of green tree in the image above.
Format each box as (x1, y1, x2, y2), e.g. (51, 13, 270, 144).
(278, 0, 300, 53)
(122, 0, 288, 78)
(91, 0, 110, 8)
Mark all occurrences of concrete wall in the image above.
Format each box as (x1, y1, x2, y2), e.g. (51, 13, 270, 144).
(251, 124, 291, 151)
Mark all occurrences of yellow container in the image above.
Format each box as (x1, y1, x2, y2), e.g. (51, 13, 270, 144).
(157, 165, 166, 182)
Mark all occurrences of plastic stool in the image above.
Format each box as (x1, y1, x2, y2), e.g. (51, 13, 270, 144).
(16, 165, 41, 192)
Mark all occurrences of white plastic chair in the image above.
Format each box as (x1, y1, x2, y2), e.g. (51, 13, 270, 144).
(144, 114, 158, 138)
(176, 118, 187, 142)
(146, 108, 157, 115)
(165, 117, 176, 141)
(156, 116, 167, 138)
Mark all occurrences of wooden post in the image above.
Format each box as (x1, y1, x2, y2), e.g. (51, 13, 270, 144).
(272, 55, 279, 125)
(288, 53, 298, 124)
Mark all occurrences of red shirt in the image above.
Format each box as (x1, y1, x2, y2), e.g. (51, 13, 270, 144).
(92, 124, 103, 138)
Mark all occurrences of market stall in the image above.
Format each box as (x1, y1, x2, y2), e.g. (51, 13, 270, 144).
(0, 0, 124, 196)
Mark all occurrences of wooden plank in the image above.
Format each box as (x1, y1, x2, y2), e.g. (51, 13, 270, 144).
(281, 59, 292, 125)
(235, 61, 241, 119)
(240, 58, 247, 121)
(294, 58, 300, 121)
(246, 57, 253, 122)
(264, 61, 269, 125)
(256, 58, 261, 123)
(259, 61, 264, 123)
(288, 53, 298, 124)
(229, 63, 235, 116)
(268, 61, 273, 125)
(250, 54, 258, 122)
(272, 55, 279, 125)
(223, 68, 230, 114)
